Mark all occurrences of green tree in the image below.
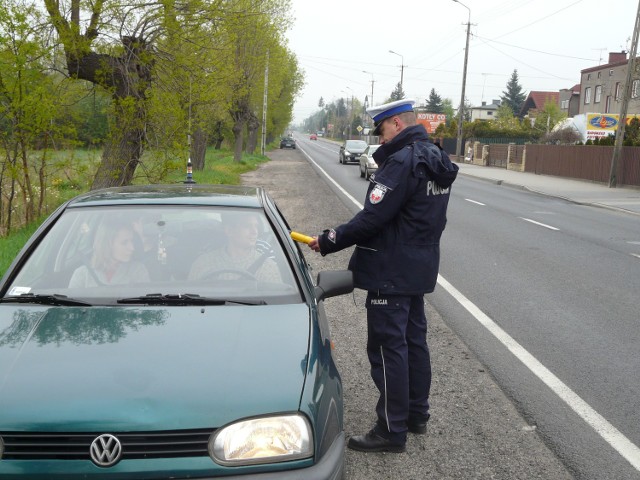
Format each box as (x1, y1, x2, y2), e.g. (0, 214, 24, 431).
(500, 69, 527, 117)
(0, 1, 72, 232)
(531, 100, 566, 135)
(442, 98, 455, 125)
(388, 82, 405, 102)
(494, 103, 521, 131)
(425, 88, 443, 113)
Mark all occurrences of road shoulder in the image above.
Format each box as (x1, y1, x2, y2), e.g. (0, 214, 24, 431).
(242, 149, 573, 479)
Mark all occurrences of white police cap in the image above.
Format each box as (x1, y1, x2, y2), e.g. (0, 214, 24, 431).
(366, 99, 416, 135)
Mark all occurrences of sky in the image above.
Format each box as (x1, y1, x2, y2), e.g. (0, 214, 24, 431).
(285, 0, 639, 125)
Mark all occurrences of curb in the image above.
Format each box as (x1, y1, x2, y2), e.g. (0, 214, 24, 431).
(458, 171, 640, 217)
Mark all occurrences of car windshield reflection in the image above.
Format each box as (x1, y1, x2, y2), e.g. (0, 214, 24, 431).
(5, 206, 302, 305)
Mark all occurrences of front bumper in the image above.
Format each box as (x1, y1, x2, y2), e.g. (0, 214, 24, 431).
(0, 433, 345, 480)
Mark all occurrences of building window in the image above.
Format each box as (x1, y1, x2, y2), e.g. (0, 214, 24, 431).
(584, 87, 591, 104)
(605, 96, 611, 112)
(597, 71, 601, 79)
(615, 82, 621, 101)
(633, 80, 640, 99)
(609, 69, 614, 76)
(487, 111, 493, 116)
(587, 73, 591, 80)
(595, 85, 602, 103)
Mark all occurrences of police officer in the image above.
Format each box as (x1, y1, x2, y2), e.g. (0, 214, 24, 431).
(308, 98, 458, 453)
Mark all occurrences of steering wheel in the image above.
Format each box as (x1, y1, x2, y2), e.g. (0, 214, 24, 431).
(200, 268, 258, 281)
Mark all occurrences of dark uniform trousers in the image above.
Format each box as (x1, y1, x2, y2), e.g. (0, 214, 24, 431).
(366, 292, 431, 444)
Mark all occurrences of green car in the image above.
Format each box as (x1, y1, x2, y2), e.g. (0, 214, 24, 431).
(0, 184, 352, 479)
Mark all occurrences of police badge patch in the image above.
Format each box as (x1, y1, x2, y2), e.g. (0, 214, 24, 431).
(327, 228, 337, 243)
(369, 184, 387, 204)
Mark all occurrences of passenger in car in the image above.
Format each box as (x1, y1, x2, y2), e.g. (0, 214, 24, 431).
(68, 220, 150, 287)
(188, 213, 281, 282)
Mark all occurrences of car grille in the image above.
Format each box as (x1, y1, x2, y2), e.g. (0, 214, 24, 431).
(0, 429, 214, 460)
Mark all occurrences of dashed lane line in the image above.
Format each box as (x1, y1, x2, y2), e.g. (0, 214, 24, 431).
(519, 217, 560, 231)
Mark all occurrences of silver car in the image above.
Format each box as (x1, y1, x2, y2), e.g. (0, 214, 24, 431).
(358, 144, 381, 179)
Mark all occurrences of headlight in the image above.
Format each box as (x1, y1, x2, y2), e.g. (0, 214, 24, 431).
(345, 151, 351, 156)
(209, 414, 313, 466)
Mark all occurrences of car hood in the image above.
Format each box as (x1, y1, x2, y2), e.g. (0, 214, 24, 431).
(0, 304, 310, 431)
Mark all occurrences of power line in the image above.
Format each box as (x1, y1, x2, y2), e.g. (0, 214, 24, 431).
(475, 35, 598, 61)
(492, 0, 586, 40)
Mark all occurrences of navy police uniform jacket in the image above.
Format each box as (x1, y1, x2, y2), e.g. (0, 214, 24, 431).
(317, 124, 458, 295)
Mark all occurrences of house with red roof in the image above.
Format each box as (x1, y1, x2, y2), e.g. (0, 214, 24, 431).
(519, 91, 560, 118)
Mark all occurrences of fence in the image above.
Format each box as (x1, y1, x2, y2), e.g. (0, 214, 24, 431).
(525, 145, 640, 187)
(459, 141, 640, 188)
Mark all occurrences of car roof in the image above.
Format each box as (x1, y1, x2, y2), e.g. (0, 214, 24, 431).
(67, 184, 266, 208)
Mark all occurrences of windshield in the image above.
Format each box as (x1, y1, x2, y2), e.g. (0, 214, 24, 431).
(5, 206, 301, 305)
(346, 140, 367, 150)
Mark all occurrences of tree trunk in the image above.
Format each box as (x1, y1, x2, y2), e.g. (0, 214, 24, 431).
(245, 112, 260, 154)
(190, 128, 207, 171)
(63, 40, 152, 189)
(230, 98, 251, 162)
(212, 121, 224, 149)
(232, 119, 244, 162)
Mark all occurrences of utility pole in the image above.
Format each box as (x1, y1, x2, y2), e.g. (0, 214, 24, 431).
(261, 50, 269, 156)
(363, 70, 375, 106)
(609, 1, 640, 187)
(389, 50, 405, 90)
(453, 0, 471, 161)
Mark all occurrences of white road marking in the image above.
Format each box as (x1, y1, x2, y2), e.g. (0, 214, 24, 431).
(465, 198, 485, 206)
(297, 144, 362, 209)
(437, 275, 640, 472)
(519, 217, 560, 231)
(299, 148, 640, 472)
(631, 253, 640, 260)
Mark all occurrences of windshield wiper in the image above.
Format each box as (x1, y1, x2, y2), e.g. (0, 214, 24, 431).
(116, 293, 266, 306)
(0, 293, 92, 306)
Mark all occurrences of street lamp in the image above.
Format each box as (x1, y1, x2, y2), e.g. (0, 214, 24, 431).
(388, 50, 405, 89)
(362, 70, 375, 107)
(453, 0, 471, 160)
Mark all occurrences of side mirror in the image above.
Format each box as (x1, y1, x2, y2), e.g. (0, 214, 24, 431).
(314, 270, 353, 302)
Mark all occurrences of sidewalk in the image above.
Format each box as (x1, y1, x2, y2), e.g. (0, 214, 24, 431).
(455, 162, 640, 217)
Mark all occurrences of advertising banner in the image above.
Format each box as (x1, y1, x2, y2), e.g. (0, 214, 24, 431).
(416, 113, 446, 134)
(586, 113, 640, 139)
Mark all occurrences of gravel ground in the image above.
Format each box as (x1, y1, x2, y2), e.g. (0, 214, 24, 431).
(241, 148, 574, 480)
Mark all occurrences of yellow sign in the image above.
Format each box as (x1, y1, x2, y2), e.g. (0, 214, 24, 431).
(586, 113, 640, 139)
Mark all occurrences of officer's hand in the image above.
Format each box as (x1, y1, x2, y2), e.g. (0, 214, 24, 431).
(308, 236, 321, 252)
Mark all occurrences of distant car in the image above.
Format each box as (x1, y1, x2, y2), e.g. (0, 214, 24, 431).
(0, 184, 353, 479)
(310, 133, 317, 140)
(280, 136, 296, 149)
(358, 144, 381, 179)
(339, 140, 368, 164)
(316, 131, 324, 137)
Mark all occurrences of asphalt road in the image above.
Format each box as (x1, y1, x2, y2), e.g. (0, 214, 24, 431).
(242, 145, 574, 480)
(285, 134, 640, 480)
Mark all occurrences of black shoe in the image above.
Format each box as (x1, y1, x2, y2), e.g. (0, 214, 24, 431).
(407, 414, 430, 434)
(347, 430, 406, 453)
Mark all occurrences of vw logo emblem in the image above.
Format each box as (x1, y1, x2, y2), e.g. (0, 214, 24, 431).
(90, 434, 122, 467)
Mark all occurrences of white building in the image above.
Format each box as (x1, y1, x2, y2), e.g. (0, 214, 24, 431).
(470, 99, 501, 121)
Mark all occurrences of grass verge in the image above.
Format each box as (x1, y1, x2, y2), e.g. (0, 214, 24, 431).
(0, 147, 272, 278)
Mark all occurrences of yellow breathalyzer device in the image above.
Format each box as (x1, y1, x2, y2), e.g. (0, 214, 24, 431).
(290, 231, 313, 244)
